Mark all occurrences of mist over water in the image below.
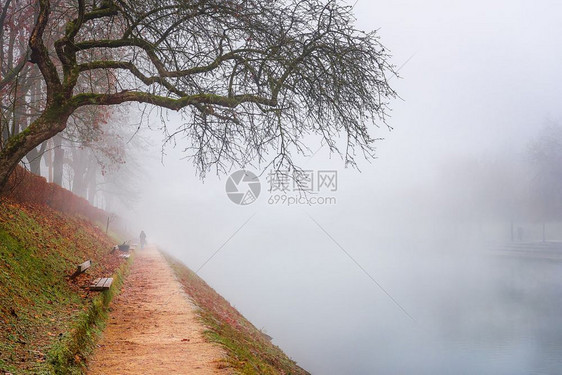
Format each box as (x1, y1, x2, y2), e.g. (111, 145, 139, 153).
(122, 1, 562, 373)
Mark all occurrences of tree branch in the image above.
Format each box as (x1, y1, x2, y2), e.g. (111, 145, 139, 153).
(71, 91, 277, 110)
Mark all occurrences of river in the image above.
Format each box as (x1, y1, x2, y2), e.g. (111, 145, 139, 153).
(191, 232, 562, 374)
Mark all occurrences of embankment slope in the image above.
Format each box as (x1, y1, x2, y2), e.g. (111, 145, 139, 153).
(0, 198, 130, 374)
(165, 253, 310, 375)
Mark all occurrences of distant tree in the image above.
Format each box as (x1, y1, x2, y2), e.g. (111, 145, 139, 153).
(64, 105, 142, 207)
(1, 0, 42, 173)
(65, 106, 121, 199)
(0, 0, 396, 189)
(437, 155, 527, 224)
(528, 123, 562, 223)
(0, 0, 32, 92)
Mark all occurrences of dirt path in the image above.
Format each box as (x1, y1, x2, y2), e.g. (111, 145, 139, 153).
(87, 246, 231, 375)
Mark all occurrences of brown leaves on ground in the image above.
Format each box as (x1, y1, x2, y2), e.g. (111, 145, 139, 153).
(0, 197, 128, 374)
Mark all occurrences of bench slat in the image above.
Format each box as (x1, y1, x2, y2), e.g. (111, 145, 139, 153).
(90, 277, 113, 291)
(102, 278, 113, 288)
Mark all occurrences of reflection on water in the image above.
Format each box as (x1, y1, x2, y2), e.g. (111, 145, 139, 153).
(336, 249, 562, 374)
(385, 252, 562, 375)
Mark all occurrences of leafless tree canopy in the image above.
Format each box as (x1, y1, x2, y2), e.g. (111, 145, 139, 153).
(0, 0, 396, 186)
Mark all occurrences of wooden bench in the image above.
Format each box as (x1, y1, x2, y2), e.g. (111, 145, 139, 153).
(70, 260, 91, 278)
(118, 244, 130, 252)
(90, 277, 113, 291)
(77, 260, 91, 273)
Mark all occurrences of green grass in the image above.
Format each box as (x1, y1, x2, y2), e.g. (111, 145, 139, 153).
(163, 252, 309, 375)
(0, 198, 131, 374)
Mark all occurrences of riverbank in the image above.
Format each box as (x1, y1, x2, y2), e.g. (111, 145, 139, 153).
(164, 253, 310, 375)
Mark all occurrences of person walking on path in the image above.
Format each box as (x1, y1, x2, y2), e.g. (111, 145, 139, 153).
(140, 230, 147, 249)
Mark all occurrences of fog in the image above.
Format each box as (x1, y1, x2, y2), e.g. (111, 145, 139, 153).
(120, 1, 562, 374)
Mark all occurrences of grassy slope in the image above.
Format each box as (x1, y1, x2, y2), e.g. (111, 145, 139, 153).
(163, 253, 310, 375)
(0, 198, 130, 374)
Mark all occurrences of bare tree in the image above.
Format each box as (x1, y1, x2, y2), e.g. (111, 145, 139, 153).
(0, 0, 396, 188)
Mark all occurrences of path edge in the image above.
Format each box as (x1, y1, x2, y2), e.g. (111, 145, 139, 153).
(161, 250, 310, 375)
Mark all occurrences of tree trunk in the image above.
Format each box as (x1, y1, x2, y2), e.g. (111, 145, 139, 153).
(24, 75, 45, 176)
(46, 138, 53, 182)
(0, 107, 71, 190)
(26, 141, 47, 175)
(71, 148, 87, 197)
(52, 133, 64, 186)
(26, 148, 42, 175)
(86, 158, 97, 205)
